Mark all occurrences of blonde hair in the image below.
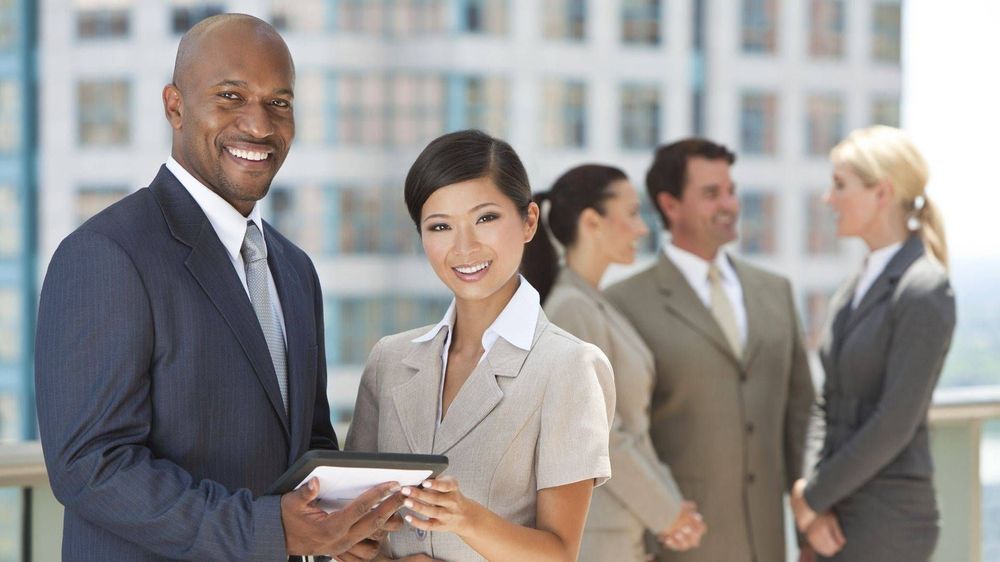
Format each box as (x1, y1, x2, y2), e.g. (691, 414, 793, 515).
(830, 125, 947, 267)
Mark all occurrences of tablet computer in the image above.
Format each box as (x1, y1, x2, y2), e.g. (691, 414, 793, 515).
(266, 450, 449, 512)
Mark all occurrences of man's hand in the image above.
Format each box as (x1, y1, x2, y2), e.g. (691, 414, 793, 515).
(791, 478, 818, 532)
(281, 477, 405, 557)
(805, 512, 846, 557)
(657, 500, 707, 551)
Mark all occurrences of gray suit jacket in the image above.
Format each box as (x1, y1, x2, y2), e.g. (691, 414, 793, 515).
(345, 311, 615, 562)
(35, 166, 337, 561)
(804, 236, 955, 516)
(545, 268, 683, 561)
(606, 253, 814, 562)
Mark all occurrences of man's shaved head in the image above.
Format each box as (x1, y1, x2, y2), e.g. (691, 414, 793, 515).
(172, 14, 294, 90)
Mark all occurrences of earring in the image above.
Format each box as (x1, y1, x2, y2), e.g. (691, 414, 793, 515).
(907, 216, 920, 232)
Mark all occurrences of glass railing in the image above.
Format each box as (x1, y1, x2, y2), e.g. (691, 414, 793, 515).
(2, 386, 999, 561)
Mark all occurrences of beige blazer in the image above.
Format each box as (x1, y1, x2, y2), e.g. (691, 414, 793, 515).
(546, 268, 684, 562)
(606, 253, 814, 562)
(345, 311, 615, 562)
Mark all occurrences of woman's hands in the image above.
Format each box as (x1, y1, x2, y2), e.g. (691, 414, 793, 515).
(791, 478, 846, 557)
(657, 500, 707, 551)
(400, 476, 482, 539)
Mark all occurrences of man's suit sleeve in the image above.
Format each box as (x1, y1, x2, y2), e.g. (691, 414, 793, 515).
(35, 230, 286, 561)
(782, 279, 816, 492)
(308, 262, 339, 451)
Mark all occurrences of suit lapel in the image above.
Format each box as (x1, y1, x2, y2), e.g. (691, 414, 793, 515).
(392, 329, 447, 455)
(150, 166, 290, 438)
(731, 259, 763, 369)
(843, 236, 925, 336)
(654, 254, 741, 367)
(266, 226, 308, 460)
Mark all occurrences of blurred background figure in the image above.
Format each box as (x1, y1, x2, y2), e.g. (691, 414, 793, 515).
(791, 126, 955, 562)
(522, 163, 707, 561)
(606, 139, 814, 562)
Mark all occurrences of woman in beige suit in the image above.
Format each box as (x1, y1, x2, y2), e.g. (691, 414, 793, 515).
(345, 130, 615, 562)
(791, 126, 955, 561)
(522, 164, 707, 561)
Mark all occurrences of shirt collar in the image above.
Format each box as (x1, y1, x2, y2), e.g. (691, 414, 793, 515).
(166, 156, 264, 263)
(412, 275, 540, 352)
(663, 240, 736, 284)
(864, 241, 904, 276)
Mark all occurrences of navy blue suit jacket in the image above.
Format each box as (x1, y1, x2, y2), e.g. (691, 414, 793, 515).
(35, 166, 338, 560)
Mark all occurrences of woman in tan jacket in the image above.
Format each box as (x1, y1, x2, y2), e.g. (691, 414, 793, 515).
(522, 164, 707, 561)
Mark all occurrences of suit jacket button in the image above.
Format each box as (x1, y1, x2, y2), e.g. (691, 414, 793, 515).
(747, 472, 756, 484)
(739, 373, 748, 382)
(746, 422, 755, 433)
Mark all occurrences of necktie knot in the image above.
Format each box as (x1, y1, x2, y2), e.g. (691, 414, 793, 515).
(242, 221, 267, 264)
(707, 263, 721, 283)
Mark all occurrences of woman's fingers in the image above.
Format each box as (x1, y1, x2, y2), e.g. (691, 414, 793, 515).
(401, 485, 457, 510)
(422, 476, 459, 493)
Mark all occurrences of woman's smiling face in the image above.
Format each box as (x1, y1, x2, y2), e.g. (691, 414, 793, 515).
(419, 176, 538, 304)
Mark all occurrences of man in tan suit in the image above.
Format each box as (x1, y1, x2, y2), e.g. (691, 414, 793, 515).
(606, 138, 815, 562)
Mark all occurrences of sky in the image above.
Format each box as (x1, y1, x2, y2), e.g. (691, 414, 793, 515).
(904, 0, 1000, 260)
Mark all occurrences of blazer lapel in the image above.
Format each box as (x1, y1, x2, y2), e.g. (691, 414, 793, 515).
(731, 259, 763, 369)
(392, 329, 447, 455)
(150, 166, 290, 438)
(265, 226, 309, 460)
(433, 313, 545, 455)
(654, 254, 741, 367)
(843, 236, 925, 336)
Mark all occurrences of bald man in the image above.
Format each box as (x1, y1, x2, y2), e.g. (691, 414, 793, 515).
(35, 14, 404, 560)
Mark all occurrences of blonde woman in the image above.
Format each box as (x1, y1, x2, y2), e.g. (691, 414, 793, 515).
(791, 126, 956, 562)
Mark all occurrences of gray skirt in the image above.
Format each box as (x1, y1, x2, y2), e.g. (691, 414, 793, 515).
(819, 478, 939, 562)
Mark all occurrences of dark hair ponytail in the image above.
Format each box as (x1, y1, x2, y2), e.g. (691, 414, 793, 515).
(521, 164, 627, 303)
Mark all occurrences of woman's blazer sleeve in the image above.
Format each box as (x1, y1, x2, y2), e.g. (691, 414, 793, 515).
(345, 337, 388, 452)
(804, 271, 956, 513)
(547, 297, 684, 531)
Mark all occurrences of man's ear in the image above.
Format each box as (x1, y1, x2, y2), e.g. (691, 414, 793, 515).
(656, 191, 679, 225)
(163, 84, 183, 130)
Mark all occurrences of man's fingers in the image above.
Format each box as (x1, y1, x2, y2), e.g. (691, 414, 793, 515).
(830, 517, 846, 546)
(341, 538, 379, 561)
(344, 491, 407, 546)
(288, 477, 321, 508)
(341, 482, 401, 524)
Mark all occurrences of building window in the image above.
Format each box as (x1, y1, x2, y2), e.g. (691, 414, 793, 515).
(740, 91, 777, 156)
(622, 0, 661, 45)
(335, 185, 420, 255)
(332, 0, 448, 36)
(621, 84, 660, 150)
(639, 199, 663, 254)
(450, 76, 509, 137)
(871, 95, 900, 127)
(739, 190, 777, 255)
(0, 287, 21, 366)
(78, 79, 131, 146)
(330, 296, 449, 365)
(802, 287, 836, 350)
(0, 0, 17, 51)
(76, 186, 130, 225)
(809, 0, 845, 58)
(872, 0, 902, 63)
(268, 183, 335, 256)
(0, 80, 19, 154)
(0, 183, 21, 260)
(270, 0, 327, 33)
(76, 3, 130, 39)
(741, 0, 778, 54)
(542, 80, 586, 149)
(295, 71, 326, 145)
(806, 93, 844, 156)
(543, 0, 586, 41)
(457, 0, 507, 34)
(805, 191, 839, 255)
(171, 2, 225, 35)
(333, 73, 446, 147)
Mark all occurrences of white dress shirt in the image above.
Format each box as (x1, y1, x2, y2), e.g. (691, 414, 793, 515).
(165, 157, 287, 344)
(412, 275, 541, 424)
(663, 242, 748, 346)
(851, 241, 904, 309)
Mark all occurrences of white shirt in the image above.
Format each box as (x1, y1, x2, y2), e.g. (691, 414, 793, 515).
(852, 241, 904, 309)
(663, 241, 748, 346)
(412, 275, 541, 424)
(165, 157, 287, 343)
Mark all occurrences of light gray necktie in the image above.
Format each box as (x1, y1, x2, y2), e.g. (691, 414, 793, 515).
(708, 262, 743, 357)
(241, 221, 288, 412)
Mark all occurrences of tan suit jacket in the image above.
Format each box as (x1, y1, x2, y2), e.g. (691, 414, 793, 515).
(345, 311, 615, 562)
(546, 268, 684, 562)
(606, 253, 814, 562)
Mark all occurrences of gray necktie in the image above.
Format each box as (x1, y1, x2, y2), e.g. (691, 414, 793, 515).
(241, 221, 288, 412)
(708, 263, 743, 357)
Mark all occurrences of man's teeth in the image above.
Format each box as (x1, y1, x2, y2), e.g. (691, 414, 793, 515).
(455, 262, 490, 274)
(227, 147, 269, 161)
